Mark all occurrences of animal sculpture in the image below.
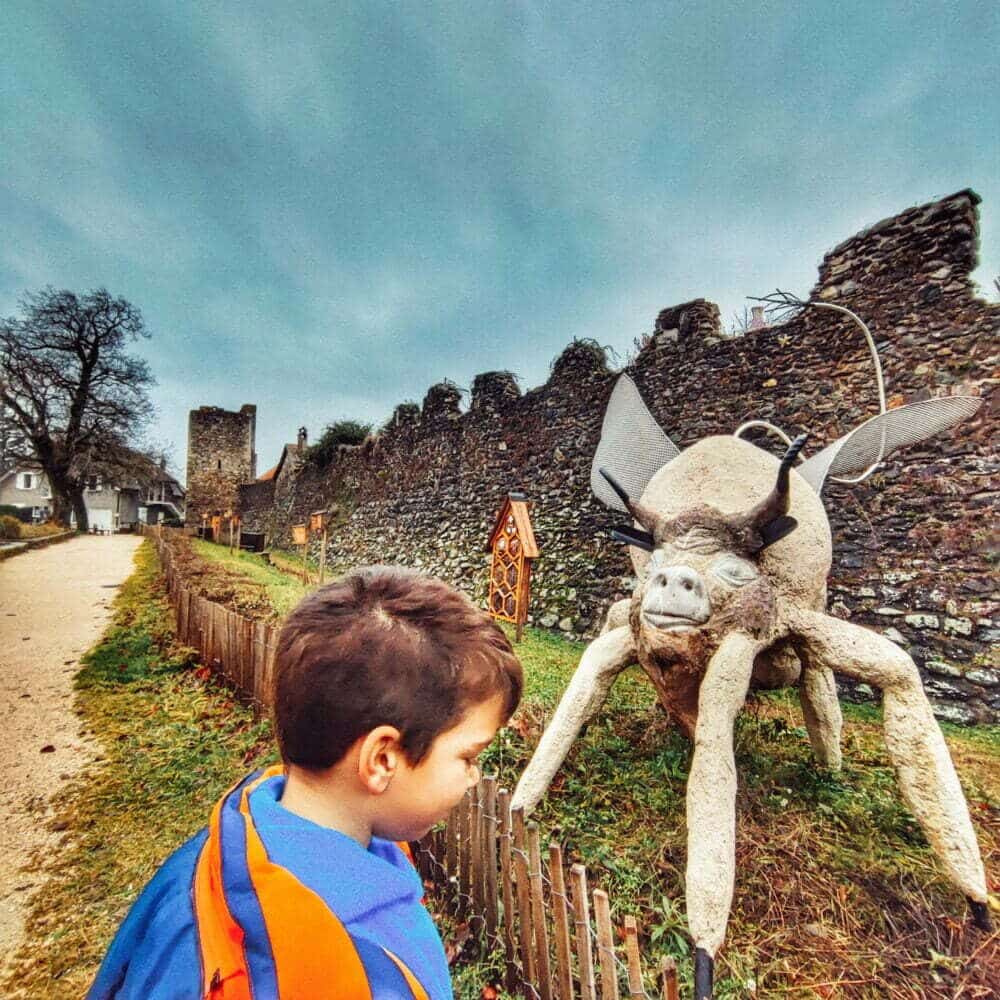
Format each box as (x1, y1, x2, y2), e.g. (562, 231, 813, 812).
(511, 372, 990, 999)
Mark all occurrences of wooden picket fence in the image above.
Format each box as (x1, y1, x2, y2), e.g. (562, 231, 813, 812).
(140, 524, 279, 709)
(415, 777, 681, 1000)
(140, 524, 684, 998)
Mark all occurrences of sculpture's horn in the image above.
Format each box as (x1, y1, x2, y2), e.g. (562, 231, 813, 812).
(598, 467, 663, 536)
(744, 433, 809, 542)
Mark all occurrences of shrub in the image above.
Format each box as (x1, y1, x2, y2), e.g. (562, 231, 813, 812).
(0, 515, 23, 540)
(305, 420, 371, 468)
(0, 504, 33, 523)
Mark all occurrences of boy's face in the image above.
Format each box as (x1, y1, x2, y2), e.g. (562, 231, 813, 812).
(372, 693, 507, 843)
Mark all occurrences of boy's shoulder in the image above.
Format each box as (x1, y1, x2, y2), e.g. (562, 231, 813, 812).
(87, 829, 206, 999)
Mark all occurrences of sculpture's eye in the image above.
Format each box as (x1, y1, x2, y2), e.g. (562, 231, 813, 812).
(711, 555, 758, 587)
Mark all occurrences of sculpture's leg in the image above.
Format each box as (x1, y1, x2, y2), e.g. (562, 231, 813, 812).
(511, 626, 635, 813)
(599, 597, 631, 635)
(686, 632, 760, 1000)
(798, 662, 843, 771)
(789, 608, 990, 928)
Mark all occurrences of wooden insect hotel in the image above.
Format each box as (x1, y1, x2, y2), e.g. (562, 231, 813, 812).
(486, 492, 538, 640)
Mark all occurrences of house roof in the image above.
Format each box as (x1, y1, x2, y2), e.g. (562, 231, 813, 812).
(258, 464, 278, 482)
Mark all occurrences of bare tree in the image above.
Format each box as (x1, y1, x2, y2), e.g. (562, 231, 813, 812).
(0, 288, 155, 529)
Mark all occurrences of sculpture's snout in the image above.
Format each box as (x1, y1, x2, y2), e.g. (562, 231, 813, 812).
(642, 564, 711, 630)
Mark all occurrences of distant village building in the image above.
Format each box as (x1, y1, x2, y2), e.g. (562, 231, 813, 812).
(0, 460, 185, 530)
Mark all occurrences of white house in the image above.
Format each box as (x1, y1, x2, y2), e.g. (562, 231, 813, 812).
(0, 463, 186, 530)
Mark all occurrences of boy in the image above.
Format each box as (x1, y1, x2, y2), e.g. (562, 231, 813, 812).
(88, 565, 523, 999)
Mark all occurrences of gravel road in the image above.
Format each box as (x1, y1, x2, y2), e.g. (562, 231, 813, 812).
(0, 533, 142, 979)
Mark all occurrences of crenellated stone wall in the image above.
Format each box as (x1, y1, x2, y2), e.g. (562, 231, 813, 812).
(235, 190, 998, 723)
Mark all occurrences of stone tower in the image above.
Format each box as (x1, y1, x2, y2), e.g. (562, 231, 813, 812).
(186, 404, 257, 525)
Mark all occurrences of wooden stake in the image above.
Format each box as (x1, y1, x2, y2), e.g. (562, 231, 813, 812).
(470, 780, 482, 933)
(593, 890, 619, 1000)
(511, 806, 536, 993)
(570, 865, 596, 1000)
(498, 789, 518, 995)
(459, 789, 472, 918)
(446, 803, 459, 887)
(548, 845, 574, 1000)
(660, 957, 679, 1000)
(623, 917, 643, 998)
(526, 824, 552, 1000)
(483, 777, 499, 943)
(318, 527, 327, 584)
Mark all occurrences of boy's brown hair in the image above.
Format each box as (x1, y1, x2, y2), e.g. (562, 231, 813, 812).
(273, 565, 523, 769)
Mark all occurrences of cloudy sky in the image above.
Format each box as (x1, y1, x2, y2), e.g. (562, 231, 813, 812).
(2, 1, 997, 480)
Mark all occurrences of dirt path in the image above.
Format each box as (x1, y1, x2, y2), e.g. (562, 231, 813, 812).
(0, 534, 142, 978)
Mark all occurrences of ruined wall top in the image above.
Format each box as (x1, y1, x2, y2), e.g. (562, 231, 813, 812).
(813, 189, 982, 304)
(653, 298, 723, 344)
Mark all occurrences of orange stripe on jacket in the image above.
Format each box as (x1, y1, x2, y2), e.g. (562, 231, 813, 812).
(236, 773, 374, 998)
(195, 766, 431, 999)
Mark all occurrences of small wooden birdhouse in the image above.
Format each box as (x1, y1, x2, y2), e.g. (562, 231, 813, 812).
(310, 510, 330, 532)
(486, 492, 539, 640)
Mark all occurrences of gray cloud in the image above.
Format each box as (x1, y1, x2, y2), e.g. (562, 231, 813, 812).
(1, 0, 996, 478)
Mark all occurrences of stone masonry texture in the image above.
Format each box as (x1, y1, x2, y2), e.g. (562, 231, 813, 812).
(187, 404, 257, 526)
(228, 190, 997, 724)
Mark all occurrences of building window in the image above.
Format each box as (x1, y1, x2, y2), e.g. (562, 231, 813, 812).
(217, 459, 222, 471)
(86, 475, 101, 491)
(18, 473, 34, 490)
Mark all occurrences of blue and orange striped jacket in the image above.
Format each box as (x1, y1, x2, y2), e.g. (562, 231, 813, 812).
(87, 767, 451, 999)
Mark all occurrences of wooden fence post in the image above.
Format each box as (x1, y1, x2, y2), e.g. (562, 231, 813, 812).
(483, 777, 499, 944)
(570, 865, 596, 1000)
(593, 890, 619, 1000)
(660, 957, 679, 1000)
(526, 824, 553, 1000)
(459, 788, 472, 918)
(623, 917, 643, 999)
(498, 789, 518, 995)
(549, 844, 574, 1000)
(470, 781, 483, 934)
(511, 807, 536, 993)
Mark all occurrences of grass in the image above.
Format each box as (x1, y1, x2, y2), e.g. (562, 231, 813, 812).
(1, 541, 276, 999)
(190, 537, 313, 616)
(459, 624, 1000, 1000)
(20, 521, 69, 539)
(7, 541, 996, 998)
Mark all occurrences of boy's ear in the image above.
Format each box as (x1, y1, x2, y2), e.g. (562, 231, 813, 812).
(356, 725, 405, 794)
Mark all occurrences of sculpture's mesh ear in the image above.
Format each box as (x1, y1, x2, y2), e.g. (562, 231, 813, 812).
(797, 396, 983, 494)
(590, 374, 681, 513)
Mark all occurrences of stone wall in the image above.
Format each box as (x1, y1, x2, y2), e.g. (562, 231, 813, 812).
(187, 404, 257, 525)
(237, 479, 274, 532)
(236, 190, 998, 723)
